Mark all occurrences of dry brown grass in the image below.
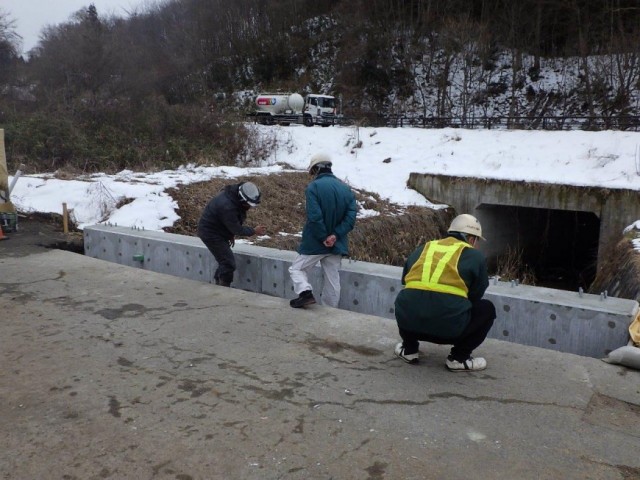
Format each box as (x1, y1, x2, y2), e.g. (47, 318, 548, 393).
(494, 245, 537, 286)
(165, 172, 452, 267)
(590, 236, 640, 301)
(165, 175, 640, 296)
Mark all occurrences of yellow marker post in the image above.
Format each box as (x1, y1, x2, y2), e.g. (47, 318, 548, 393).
(0, 129, 17, 236)
(0, 129, 15, 214)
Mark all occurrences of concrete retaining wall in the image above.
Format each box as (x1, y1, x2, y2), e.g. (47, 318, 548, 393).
(84, 225, 638, 358)
(408, 173, 640, 268)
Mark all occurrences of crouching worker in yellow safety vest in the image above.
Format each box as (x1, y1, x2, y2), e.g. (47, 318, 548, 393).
(393, 214, 496, 372)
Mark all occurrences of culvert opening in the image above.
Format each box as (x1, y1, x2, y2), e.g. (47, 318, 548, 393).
(46, 239, 85, 254)
(480, 205, 600, 291)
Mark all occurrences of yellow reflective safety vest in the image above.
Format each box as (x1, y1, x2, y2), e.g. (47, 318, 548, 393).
(404, 237, 470, 298)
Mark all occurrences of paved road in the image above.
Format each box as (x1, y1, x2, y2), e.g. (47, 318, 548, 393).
(1, 250, 639, 480)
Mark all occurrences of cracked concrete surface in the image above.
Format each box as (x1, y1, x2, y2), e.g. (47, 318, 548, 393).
(1, 250, 639, 480)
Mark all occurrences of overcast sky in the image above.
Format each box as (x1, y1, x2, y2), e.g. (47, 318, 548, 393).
(2, 0, 152, 55)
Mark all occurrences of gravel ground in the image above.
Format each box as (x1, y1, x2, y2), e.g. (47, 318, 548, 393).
(0, 212, 83, 258)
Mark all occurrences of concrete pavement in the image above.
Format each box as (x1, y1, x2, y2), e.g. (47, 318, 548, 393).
(1, 250, 639, 480)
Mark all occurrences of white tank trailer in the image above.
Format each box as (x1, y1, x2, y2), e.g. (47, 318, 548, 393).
(253, 93, 337, 127)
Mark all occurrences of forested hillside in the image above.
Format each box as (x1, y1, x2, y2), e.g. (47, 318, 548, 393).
(0, 0, 639, 172)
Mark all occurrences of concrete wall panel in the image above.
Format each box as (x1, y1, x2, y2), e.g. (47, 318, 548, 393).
(486, 287, 632, 357)
(338, 261, 403, 318)
(84, 225, 639, 358)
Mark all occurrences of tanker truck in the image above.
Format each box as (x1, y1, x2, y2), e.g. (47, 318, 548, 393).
(252, 92, 337, 126)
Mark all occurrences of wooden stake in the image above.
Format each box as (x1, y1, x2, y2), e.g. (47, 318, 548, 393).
(62, 203, 68, 234)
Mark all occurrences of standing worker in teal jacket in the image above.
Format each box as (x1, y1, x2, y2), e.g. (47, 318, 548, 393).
(289, 153, 357, 308)
(394, 214, 496, 371)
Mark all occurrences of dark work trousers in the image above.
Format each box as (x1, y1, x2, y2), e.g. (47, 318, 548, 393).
(399, 299, 496, 361)
(200, 237, 235, 285)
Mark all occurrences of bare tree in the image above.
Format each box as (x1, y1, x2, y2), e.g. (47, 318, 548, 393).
(0, 8, 21, 86)
(0, 8, 21, 53)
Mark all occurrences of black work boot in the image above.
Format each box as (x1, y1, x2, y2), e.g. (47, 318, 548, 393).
(289, 290, 316, 308)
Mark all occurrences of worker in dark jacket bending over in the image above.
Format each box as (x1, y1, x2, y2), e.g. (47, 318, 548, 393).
(197, 182, 266, 287)
(394, 214, 496, 371)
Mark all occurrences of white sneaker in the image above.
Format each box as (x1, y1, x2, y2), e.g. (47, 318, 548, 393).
(446, 356, 487, 372)
(394, 342, 419, 364)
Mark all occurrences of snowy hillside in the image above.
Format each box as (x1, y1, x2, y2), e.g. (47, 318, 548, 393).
(10, 125, 640, 234)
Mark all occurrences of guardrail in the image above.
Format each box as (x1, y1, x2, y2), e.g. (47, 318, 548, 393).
(334, 114, 640, 131)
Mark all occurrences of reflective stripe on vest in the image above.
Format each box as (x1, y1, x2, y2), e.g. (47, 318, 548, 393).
(404, 237, 469, 298)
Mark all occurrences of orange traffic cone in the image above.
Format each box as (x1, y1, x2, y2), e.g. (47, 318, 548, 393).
(0, 214, 8, 240)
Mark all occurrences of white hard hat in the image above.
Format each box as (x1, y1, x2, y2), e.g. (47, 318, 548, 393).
(308, 152, 332, 172)
(448, 214, 485, 240)
(238, 182, 261, 207)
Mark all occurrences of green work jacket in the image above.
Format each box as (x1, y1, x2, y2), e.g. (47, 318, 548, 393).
(394, 234, 489, 338)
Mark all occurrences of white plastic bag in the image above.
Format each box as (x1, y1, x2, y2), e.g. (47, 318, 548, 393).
(602, 344, 640, 370)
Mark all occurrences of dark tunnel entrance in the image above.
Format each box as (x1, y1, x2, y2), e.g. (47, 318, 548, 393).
(478, 205, 601, 291)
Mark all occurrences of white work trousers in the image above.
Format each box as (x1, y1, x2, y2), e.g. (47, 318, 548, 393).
(289, 254, 342, 308)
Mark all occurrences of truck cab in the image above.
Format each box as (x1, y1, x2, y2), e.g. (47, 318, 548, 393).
(303, 94, 336, 127)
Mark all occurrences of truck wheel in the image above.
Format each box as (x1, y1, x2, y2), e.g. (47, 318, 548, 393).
(303, 116, 313, 127)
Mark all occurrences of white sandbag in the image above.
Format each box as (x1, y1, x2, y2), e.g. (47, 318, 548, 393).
(602, 345, 640, 370)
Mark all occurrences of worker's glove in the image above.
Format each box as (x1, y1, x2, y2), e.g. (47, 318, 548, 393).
(229, 237, 235, 247)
